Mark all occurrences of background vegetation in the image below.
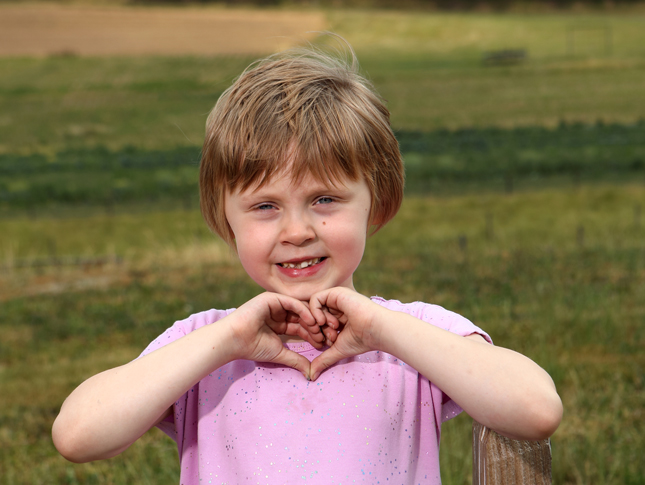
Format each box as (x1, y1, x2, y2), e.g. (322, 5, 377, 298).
(137, 0, 645, 9)
(1, 5, 644, 485)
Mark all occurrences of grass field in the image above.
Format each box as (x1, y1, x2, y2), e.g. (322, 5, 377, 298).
(1, 5, 645, 485)
(2, 186, 644, 484)
(2, 10, 645, 154)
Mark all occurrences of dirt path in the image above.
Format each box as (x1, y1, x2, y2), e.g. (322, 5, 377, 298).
(0, 4, 326, 56)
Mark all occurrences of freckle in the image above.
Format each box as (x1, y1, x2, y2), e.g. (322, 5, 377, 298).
(322, 221, 326, 225)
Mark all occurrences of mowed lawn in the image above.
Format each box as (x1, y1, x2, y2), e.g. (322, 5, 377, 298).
(1, 5, 644, 485)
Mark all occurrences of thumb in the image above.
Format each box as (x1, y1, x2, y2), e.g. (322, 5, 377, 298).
(271, 347, 314, 381)
(309, 346, 347, 381)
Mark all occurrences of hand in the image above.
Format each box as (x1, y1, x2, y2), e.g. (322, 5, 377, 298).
(227, 292, 324, 379)
(308, 287, 383, 381)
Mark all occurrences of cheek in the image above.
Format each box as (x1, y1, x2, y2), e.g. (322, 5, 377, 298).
(331, 224, 367, 262)
(234, 231, 268, 272)
(236, 247, 268, 286)
(236, 236, 269, 261)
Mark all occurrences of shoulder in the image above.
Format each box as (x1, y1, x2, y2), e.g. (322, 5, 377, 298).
(370, 296, 492, 342)
(173, 308, 236, 334)
(139, 307, 236, 358)
(370, 295, 463, 324)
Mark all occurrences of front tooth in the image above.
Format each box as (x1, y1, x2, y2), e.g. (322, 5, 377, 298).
(282, 258, 320, 269)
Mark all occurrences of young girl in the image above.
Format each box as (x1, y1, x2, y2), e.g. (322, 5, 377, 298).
(53, 45, 562, 484)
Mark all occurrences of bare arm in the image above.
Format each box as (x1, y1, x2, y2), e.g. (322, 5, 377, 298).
(52, 293, 323, 463)
(53, 321, 234, 462)
(309, 288, 562, 441)
(375, 311, 562, 440)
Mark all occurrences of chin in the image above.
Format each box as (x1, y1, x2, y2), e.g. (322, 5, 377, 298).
(283, 289, 316, 302)
(273, 284, 325, 302)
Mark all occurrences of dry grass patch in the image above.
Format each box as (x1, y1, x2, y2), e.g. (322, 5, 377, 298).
(0, 4, 325, 57)
(0, 239, 233, 301)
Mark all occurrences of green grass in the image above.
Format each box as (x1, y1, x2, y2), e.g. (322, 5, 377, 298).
(0, 56, 254, 154)
(2, 54, 644, 153)
(2, 11, 645, 154)
(1, 6, 645, 485)
(2, 121, 644, 212)
(1, 184, 644, 484)
(333, 10, 645, 130)
(328, 10, 645, 60)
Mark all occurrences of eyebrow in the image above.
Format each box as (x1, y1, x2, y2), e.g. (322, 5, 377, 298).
(240, 181, 351, 201)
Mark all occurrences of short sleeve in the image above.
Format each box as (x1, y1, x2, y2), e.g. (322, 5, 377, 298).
(416, 302, 493, 422)
(138, 308, 235, 358)
(371, 297, 493, 423)
(136, 308, 235, 440)
(415, 303, 493, 345)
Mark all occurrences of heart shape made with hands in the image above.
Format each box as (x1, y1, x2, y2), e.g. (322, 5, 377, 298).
(241, 289, 375, 381)
(279, 296, 372, 381)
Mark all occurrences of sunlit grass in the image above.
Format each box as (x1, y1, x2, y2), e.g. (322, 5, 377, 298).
(1, 184, 643, 484)
(328, 10, 645, 60)
(2, 11, 645, 154)
(0, 56, 254, 154)
(1, 6, 644, 484)
(326, 10, 645, 130)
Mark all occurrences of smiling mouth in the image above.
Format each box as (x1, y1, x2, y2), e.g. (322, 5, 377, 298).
(278, 257, 326, 269)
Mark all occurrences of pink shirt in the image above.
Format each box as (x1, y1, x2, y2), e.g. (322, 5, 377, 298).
(140, 297, 491, 484)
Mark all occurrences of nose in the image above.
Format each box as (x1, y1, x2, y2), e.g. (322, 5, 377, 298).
(280, 211, 315, 246)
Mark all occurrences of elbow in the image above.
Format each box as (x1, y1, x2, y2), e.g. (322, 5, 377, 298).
(55, 446, 90, 464)
(496, 386, 563, 441)
(521, 390, 563, 441)
(534, 393, 563, 440)
(53, 414, 129, 463)
(52, 415, 102, 463)
(52, 420, 89, 463)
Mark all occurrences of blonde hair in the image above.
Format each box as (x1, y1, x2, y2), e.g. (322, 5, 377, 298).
(200, 42, 404, 247)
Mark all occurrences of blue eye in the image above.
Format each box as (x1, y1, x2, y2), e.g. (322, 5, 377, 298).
(316, 197, 333, 205)
(257, 204, 275, 210)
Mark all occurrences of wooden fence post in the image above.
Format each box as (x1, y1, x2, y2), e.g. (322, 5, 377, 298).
(473, 421, 552, 485)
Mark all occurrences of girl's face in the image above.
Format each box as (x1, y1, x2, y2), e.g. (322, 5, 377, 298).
(224, 169, 372, 301)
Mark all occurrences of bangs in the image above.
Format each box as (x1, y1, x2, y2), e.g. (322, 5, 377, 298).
(232, 144, 361, 194)
(229, 135, 368, 197)
(221, 62, 380, 194)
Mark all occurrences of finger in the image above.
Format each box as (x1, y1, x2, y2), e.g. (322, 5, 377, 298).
(290, 312, 325, 340)
(271, 347, 314, 380)
(284, 322, 324, 348)
(322, 325, 338, 346)
(266, 320, 323, 349)
(322, 309, 340, 330)
(297, 309, 325, 334)
(308, 292, 331, 326)
(309, 346, 348, 381)
(328, 307, 344, 317)
(270, 295, 316, 327)
(285, 311, 301, 324)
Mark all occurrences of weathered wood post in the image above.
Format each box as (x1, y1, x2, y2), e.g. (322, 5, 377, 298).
(473, 421, 552, 485)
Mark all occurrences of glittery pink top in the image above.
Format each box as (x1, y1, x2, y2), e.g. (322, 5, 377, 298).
(139, 297, 491, 484)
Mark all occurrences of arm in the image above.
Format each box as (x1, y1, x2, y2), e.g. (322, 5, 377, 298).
(52, 293, 323, 463)
(377, 314, 562, 440)
(308, 288, 562, 441)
